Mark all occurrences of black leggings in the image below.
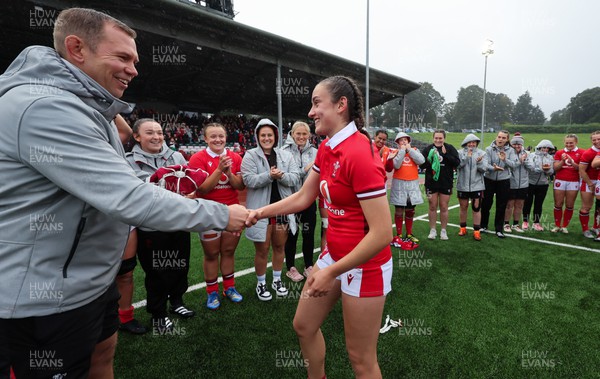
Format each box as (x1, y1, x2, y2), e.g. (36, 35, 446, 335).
(137, 230, 190, 318)
(481, 178, 511, 232)
(285, 201, 317, 270)
(523, 184, 549, 223)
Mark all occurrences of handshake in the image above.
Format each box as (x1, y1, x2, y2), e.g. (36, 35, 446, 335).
(225, 204, 262, 233)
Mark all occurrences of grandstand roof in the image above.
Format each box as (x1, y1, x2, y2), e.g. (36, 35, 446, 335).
(2, 0, 420, 119)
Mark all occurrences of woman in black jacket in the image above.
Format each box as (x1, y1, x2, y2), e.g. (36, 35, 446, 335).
(421, 129, 460, 240)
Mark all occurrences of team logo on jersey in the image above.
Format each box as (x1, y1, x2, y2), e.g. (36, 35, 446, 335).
(320, 180, 332, 205)
(556, 182, 561, 188)
(218, 174, 229, 185)
(347, 273, 355, 285)
(332, 161, 340, 177)
(208, 161, 213, 167)
(403, 156, 411, 164)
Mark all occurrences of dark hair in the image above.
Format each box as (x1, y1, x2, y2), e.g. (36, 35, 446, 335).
(53, 8, 136, 57)
(375, 129, 388, 138)
(433, 129, 446, 138)
(319, 75, 371, 153)
(132, 118, 158, 134)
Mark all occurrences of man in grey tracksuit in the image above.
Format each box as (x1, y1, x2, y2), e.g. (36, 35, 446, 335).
(0, 8, 247, 378)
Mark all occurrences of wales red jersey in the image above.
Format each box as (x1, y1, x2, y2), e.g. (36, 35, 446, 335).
(579, 146, 600, 181)
(188, 148, 242, 205)
(554, 148, 581, 182)
(313, 124, 391, 268)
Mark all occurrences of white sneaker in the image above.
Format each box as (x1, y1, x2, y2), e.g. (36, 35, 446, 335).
(561, 227, 569, 234)
(256, 282, 272, 301)
(503, 224, 512, 233)
(583, 230, 595, 239)
(440, 229, 448, 240)
(550, 226, 561, 233)
(272, 280, 288, 297)
(428, 229, 437, 240)
(511, 225, 525, 233)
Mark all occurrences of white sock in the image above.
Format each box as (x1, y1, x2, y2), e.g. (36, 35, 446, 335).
(273, 270, 282, 283)
(256, 274, 266, 285)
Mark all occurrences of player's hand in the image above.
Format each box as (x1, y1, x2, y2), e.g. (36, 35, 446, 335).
(218, 155, 232, 173)
(493, 164, 504, 171)
(304, 267, 336, 297)
(388, 150, 399, 160)
(245, 208, 263, 227)
(441, 144, 447, 154)
(226, 204, 249, 233)
(498, 151, 506, 161)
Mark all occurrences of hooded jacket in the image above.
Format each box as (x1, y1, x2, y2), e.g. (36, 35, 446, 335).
(126, 143, 187, 181)
(242, 123, 301, 241)
(456, 133, 488, 192)
(0, 46, 229, 318)
(280, 132, 318, 191)
(484, 140, 517, 181)
(529, 139, 555, 186)
(510, 148, 535, 189)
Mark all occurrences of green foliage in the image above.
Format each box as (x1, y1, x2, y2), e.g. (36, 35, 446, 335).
(567, 87, 600, 123)
(503, 123, 600, 134)
(513, 91, 546, 125)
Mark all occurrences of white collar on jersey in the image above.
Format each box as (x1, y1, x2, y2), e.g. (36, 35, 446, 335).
(206, 147, 226, 158)
(325, 121, 357, 150)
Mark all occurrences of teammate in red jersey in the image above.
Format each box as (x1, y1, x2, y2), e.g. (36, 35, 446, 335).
(552, 134, 582, 233)
(246, 76, 393, 379)
(577, 131, 600, 238)
(188, 123, 245, 309)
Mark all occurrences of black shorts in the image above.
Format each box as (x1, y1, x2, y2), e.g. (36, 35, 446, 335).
(1, 282, 119, 378)
(509, 188, 528, 200)
(457, 190, 483, 199)
(426, 187, 452, 196)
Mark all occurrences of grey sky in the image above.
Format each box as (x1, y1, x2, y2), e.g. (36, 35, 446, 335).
(235, 0, 599, 118)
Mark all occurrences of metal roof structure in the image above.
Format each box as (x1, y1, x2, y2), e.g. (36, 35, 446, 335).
(1, 0, 420, 118)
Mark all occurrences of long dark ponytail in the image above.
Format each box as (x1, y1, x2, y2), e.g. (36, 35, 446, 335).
(320, 76, 372, 154)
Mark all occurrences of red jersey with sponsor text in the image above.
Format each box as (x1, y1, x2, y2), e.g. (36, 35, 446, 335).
(313, 131, 391, 267)
(554, 148, 581, 182)
(188, 149, 242, 205)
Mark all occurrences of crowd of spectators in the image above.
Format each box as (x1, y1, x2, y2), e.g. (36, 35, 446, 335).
(122, 107, 320, 156)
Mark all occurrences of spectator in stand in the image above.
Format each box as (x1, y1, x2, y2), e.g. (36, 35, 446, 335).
(552, 134, 582, 233)
(578, 131, 600, 238)
(456, 133, 487, 240)
(421, 130, 460, 240)
(188, 123, 245, 310)
(281, 122, 319, 282)
(503, 136, 534, 233)
(245, 75, 393, 379)
(389, 132, 425, 247)
(242, 118, 301, 301)
(523, 139, 555, 231)
(481, 130, 518, 238)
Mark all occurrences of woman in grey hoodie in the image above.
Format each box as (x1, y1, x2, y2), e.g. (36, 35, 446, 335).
(242, 119, 301, 301)
(522, 139, 555, 231)
(456, 133, 487, 240)
(281, 121, 319, 282)
(481, 130, 518, 238)
(503, 136, 535, 233)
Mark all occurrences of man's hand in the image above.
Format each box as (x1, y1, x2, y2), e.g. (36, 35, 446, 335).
(226, 204, 250, 233)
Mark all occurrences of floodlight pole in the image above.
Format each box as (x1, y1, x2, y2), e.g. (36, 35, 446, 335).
(276, 61, 283, 147)
(480, 40, 494, 146)
(365, 0, 370, 128)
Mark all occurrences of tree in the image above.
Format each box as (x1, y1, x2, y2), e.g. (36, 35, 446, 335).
(550, 108, 569, 125)
(442, 102, 456, 129)
(513, 91, 546, 125)
(566, 87, 600, 123)
(453, 85, 484, 126)
(486, 93, 513, 125)
(404, 82, 445, 125)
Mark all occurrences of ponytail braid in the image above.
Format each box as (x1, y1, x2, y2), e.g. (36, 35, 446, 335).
(320, 76, 372, 154)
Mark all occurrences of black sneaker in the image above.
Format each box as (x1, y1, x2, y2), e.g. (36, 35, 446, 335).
(119, 318, 148, 335)
(151, 316, 173, 335)
(496, 231, 506, 239)
(170, 305, 195, 318)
